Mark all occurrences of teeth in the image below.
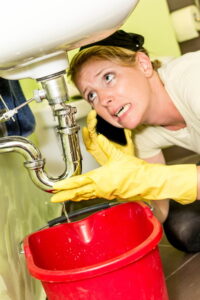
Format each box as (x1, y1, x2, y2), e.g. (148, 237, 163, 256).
(114, 107, 123, 116)
(115, 104, 130, 117)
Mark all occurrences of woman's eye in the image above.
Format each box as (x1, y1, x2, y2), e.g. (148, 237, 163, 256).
(104, 73, 114, 83)
(87, 91, 97, 103)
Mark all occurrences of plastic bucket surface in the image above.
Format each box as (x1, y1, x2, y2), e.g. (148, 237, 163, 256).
(24, 202, 169, 300)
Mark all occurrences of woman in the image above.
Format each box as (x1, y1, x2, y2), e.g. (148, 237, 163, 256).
(51, 30, 200, 252)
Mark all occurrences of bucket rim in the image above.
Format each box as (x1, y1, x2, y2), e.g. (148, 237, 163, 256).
(24, 202, 163, 282)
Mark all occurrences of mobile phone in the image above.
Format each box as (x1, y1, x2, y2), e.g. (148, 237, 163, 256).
(96, 114, 127, 145)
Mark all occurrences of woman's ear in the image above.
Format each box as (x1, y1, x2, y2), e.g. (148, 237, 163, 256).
(135, 52, 153, 77)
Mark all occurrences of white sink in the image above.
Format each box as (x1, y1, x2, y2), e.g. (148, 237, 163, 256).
(0, 0, 139, 79)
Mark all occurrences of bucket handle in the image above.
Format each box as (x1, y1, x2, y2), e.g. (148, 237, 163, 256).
(46, 201, 153, 228)
(43, 201, 121, 228)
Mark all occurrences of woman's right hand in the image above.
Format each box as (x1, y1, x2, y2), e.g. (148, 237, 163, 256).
(51, 134, 197, 204)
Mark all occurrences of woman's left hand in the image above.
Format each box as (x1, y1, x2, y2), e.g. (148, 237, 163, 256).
(82, 109, 134, 165)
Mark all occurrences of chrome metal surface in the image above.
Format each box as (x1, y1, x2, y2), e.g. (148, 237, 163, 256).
(0, 73, 82, 190)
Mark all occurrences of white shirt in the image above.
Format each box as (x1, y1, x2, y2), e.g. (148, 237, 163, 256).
(133, 51, 200, 159)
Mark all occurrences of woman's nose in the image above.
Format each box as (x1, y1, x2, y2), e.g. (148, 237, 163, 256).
(99, 92, 114, 106)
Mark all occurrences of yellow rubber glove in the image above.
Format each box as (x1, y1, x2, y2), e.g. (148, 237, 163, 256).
(51, 134, 197, 205)
(82, 110, 134, 165)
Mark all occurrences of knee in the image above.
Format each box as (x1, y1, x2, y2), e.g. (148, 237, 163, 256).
(163, 201, 200, 253)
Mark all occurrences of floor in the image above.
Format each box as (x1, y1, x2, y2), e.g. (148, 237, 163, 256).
(159, 234, 200, 300)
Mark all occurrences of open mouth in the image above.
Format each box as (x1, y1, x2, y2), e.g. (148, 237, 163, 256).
(114, 104, 131, 117)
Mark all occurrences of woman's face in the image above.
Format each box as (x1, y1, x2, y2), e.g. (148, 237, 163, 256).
(75, 53, 154, 129)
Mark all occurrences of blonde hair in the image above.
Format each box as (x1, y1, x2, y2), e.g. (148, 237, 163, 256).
(68, 45, 162, 84)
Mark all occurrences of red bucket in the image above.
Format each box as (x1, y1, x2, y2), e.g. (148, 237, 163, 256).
(24, 202, 169, 300)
